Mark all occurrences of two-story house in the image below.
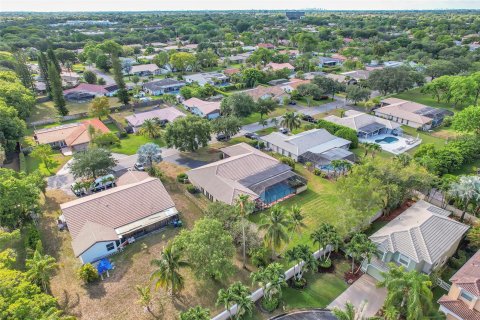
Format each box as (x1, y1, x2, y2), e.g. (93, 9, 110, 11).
(362, 200, 469, 281)
(438, 250, 480, 320)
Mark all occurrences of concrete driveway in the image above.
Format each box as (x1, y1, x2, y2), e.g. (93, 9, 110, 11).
(47, 158, 75, 195)
(328, 274, 387, 317)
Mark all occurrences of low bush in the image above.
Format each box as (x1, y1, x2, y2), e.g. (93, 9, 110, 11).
(450, 250, 467, 269)
(280, 156, 295, 169)
(319, 257, 332, 268)
(78, 263, 100, 284)
(177, 173, 188, 183)
(19, 152, 27, 173)
(186, 184, 197, 194)
(261, 297, 279, 312)
(24, 224, 40, 250)
(249, 247, 270, 268)
(335, 128, 359, 148)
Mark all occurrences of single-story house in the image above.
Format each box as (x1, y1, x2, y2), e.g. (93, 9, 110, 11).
(61, 71, 81, 87)
(303, 71, 326, 80)
(125, 107, 185, 132)
(224, 53, 251, 64)
(279, 49, 300, 58)
(143, 79, 185, 96)
(184, 72, 229, 87)
(324, 110, 401, 139)
(261, 129, 354, 169)
(325, 73, 347, 83)
(375, 98, 453, 130)
(318, 57, 343, 67)
(187, 143, 307, 208)
(280, 79, 311, 93)
(383, 61, 404, 68)
(264, 62, 295, 72)
(182, 97, 221, 119)
(362, 200, 469, 281)
(340, 70, 371, 82)
(63, 83, 118, 101)
(242, 85, 288, 104)
(438, 250, 480, 320)
(129, 64, 161, 76)
(60, 177, 178, 264)
(223, 68, 241, 76)
(257, 43, 275, 50)
(34, 119, 110, 153)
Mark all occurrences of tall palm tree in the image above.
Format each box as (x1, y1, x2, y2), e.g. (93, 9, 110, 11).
(270, 117, 279, 128)
(25, 248, 58, 293)
(283, 205, 306, 254)
(150, 244, 189, 296)
(448, 175, 480, 221)
(370, 143, 382, 158)
(280, 112, 301, 132)
(235, 194, 254, 269)
(378, 265, 434, 320)
(259, 205, 290, 260)
(310, 223, 342, 261)
(285, 244, 317, 282)
(251, 262, 286, 305)
(139, 119, 162, 139)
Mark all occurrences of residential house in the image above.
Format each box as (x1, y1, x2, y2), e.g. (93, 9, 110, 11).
(375, 98, 453, 130)
(183, 97, 221, 119)
(469, 42, 480, 51)
(129, 64, 161, 76)
(324, 110, 401, 139)
(261, 129, 353, 169)
(325, 73, 347, 83)
(383, 61, 404, 68)
(63, 83, 118, 101)
(362, 200, 469, 281)
(60, 71, 81, 87)
(125, 107, 185, 132)
(224, 52, 251, 64)
(264, 62, 295, 73)
(60, 177, 178, 264)
(340, 70, 371, 83)
(285, 11, 305, 20)
(223, 68, 241, 76)
(142, 79, 185, 95)
(34, 119, 110, 153)
(280, 79, 311, 93)
(187, 143, 307, 207)
(257, 43, 275, 50)
(303, 71, 326, 80)
(242, 46, 257, 52)
(184, 72, 229, 87)
(438, 250, 480, 320)
(279, 49, 300, 58)
(318, 57, 343, 67)
(242, 85, 288, 104)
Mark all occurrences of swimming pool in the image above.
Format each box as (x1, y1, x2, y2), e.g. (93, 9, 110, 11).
(260, 183, 294, 204)
(375, 136, 399, 144)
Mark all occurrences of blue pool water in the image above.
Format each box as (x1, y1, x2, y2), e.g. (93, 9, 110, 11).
(375, 136, 399, 144)
(260, 183, 294, 204)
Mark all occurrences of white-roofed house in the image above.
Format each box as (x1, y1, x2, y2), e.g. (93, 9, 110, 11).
(260, 128, 354, 170)
(362, 200, 469, 281)
(125, 107, 185, 132)
(182, 97, 221, 119)
(60, 177, 178, 264)
(128, 64, 162, 76)
(184, 72, 229, 87)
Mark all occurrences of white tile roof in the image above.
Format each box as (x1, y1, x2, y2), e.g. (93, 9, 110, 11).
(324, 110, 401, 132)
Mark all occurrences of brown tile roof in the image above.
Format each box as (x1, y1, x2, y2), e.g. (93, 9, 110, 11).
(242, 85, 286, 101)
(223, 68, 240, 75)
(450, 250, 480, 296)
(265, 62, 295, 71)
(116, 170, 150, 186)
(61, 177, 176, 256)
(377, 98, 434, 125)
(438, 296, 480, 320)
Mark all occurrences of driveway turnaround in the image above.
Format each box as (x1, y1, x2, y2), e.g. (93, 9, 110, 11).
(328, 274, 387, 317)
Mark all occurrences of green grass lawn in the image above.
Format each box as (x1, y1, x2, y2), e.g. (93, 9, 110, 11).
(255, 127, 277, 136)
(401, 126, 447, 153)
(296, 98, 332, 108)
(110, 133, 165, 155)
(24, 152, 71, 176)
(240, 106, 296, 125)
(392, 88, 466, 112)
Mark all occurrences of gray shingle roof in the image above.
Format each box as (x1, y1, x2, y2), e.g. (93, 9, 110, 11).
(370, 200, 469, 264)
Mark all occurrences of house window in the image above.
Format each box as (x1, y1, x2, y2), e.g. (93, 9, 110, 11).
(460, 290, 474, 302)
(397, 253, 410, 267)
(106, 243, 115, 251)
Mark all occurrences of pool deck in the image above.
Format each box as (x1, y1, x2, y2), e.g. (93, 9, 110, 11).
(361, 133, 421, 155)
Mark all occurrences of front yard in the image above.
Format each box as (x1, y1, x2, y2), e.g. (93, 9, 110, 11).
(24, 151, 71, 176)
(240, 106, 296, 125)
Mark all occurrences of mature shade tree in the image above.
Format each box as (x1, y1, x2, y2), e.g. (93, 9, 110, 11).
(83, 70, 97, 84)
(220, 93, 256, 117)
(378, 265, 435, 320)
(256, 98, 277, 119)
(88, 96, 110, 120)
(280, 112, 301, 132)
(235, 194, 255, 269)
(30, 144, 54, 174)
(241, 68, 265, 88)
(247, 48, 274, 65)
(345, 85, 371, 105)
(164, 116, 211, 152)
(150, 244, 189, 296)
(173, 218, 235, 280)
(259, 205, 290, 259)
(368, 67, 424, 95)
(297, 83, 323, 104)
(25, 244, 57, 293)
(0, 100, 26, 152)
(312, 76, 345, 100)
(69, 147, 117, 180)
(452, 105, 480, 134)
(211, 116, 242, 138)
(139, 119, 162, 139)
(424, 60, 459, 80)
(152, 52, 169, 68)
(196, 49, 218, 68)
(0, 71, 36, 119)
(0, 168, 43, 229)
(47, 62, 68, 116)
(180, 306, 210, 320)
(295, 32, 319, 53)
(137, 143, 162, 167)
(92, 132, 121, 148)
(111, 54, 129, 105)
(54, 48, 77, 68)
(95, 54, 111, 72)
(169, 52, 196, 72)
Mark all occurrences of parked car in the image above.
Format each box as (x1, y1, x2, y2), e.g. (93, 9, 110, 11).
(216, 133, 230, 141)
(288, 100, 297, 105)
(244, 132, 259, 140)
(70, 182, 87, 197)
(90, 174, 116, 192)
(302, 114, 315, 123)
(134, 162, 145, 171)
(278, 127, 289, 134)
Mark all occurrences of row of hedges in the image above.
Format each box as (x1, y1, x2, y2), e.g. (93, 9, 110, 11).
(316, 119, 359, 148)
(19, 152, 27, 173)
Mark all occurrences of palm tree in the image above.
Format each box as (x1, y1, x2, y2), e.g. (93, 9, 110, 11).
(216, 288, 236, 319)
(259, 205, 290, 260)
(285, 244, 317, 283)
(150, 244, 189, 296)
(284, 205, 306, 251)
(310, 223, 342, 262)
(448, 175, 480, 221)
(378, 264, 434, 320)
(362, 142, 375, 157)
(25, 248, 58, 292)
(370, 143, 382, 158)
(162, 93, 177, 106)
(251, 262, 286, 306)
(270, 117, 279, 128)
(217, 282, 253, 320)
(345, 233, 373, 274)
(139, 119, 162, 139)
(258, 118, 268, 128)
(136, 285, 153, 314)
(180, 306, 210, 320)
(280, 112, 301, 132)
(332, 301, 367, 320)
(235, 194, 255, 269)
(394, 153, 412, 166)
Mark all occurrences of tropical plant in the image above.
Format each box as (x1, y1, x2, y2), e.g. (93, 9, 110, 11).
(259, 205, 290, 259)
(310, 223, 342, 264)
(25, 245, 58, 292)
(180, 306, 211, 320)
(139, 118, 162, 139)
(280, 112, 301, 132)
(251, 262, 286, 311)
(286, 205, 306, 246)
(150, 244, 189, 296)
(448, 175, 480, 221)
(136, 285, 153, 314)
(235, 194, 255, 269)
(285, 244, 317, 286)
(332, 301, 369, 320)
(378, 264, 434, 320)
(344, 233, 376, 274)
(217, 282, 253, 320)
(137, 143, 162, 167)
(270, 117, 279, 128)
(78, 263, 99, 283)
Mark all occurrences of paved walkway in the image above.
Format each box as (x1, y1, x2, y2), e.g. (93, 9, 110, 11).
(328, 274, 387, 317)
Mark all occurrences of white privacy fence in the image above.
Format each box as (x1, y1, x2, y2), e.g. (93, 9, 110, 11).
(211, 246, 332, 320)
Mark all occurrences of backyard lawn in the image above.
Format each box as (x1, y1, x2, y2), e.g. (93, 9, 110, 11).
(392, 88, 466, 112)
(24, 152, 71, 176)
(402, 126, 447, 151)
(110, 133, 165, 155)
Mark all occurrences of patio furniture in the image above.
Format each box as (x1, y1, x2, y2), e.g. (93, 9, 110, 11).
(97, 258, 114, 280)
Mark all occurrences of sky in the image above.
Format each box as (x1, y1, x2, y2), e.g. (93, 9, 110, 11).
(1, 0, 479, 12)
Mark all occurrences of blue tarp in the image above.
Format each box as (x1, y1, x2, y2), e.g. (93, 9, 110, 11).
(97, 258, 113, 274)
